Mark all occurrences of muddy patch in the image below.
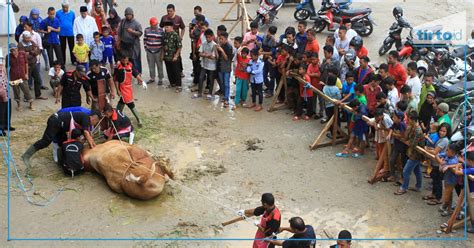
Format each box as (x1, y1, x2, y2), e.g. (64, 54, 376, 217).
(181, 160, 226, 181)
(244, 138, 264, 151)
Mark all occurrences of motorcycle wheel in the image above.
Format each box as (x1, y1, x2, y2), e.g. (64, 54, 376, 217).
(357, 18, 374, 37)
(294, 9, 310, 21)
(312, 20, 326, 33)
(378, 43, 392, 56)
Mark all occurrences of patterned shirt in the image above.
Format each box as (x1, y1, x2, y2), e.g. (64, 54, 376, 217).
(144, 27, 164, 53)
(163, 31, 182, 61)
(407, 125, 425, 161)
(89, 41, 105, 62)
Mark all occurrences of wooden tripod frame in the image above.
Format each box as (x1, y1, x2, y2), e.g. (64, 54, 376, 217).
(444, 175, 474, 233)
(220, 0, 252, 36)
(268, 74, 288, 112)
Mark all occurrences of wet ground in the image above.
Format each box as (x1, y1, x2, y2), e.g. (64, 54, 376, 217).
(1, 0, 474, 247)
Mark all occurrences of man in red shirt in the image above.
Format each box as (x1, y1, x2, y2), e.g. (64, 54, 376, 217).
(363, 74, 382, 116)
(387, 50, 407, 92)
(305, 29, 319, 54)
(6, 44, 34, 111)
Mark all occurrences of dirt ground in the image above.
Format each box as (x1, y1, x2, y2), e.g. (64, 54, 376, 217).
(1, 0, 474, 247)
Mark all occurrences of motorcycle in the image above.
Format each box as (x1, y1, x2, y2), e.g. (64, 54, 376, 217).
(311, 0, 374, 37)
(251, 0, 284, 27)
(378, 16, 411, 56)
(433, 81, 474, 110)
(294, 0, 352, 21)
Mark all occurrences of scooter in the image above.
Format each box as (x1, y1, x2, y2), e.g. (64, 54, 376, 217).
(311, 0, 374, 37)
(378, 16, 411, 56)
(433, 81, 474, 110)
(252, 0, 284, 27)
(294, 0, 352, 21)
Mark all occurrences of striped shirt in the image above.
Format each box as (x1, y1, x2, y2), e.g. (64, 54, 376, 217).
(144, 27, 164, 53)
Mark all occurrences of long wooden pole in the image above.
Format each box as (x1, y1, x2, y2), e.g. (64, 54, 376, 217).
(289, 73, 435, 160)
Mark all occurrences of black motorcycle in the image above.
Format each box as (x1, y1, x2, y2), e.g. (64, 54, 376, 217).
(378, 16, 411, 56)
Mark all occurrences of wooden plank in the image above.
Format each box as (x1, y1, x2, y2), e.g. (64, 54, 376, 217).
(221, 1, 239, 21)
(289, 72, 435, 160)
(310, 115, 334, 150)
(445, 189, 465, 233)
(314, 138, 348, 149)
(268, 76, 287, 112)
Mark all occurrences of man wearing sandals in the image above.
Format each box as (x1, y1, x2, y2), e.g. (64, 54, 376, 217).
(162, 21, 182, 92)
(395, 110, 425, 195)
(144, 17, 164, 86)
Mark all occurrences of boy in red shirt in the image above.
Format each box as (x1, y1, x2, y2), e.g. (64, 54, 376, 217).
(269, 45, 290, 104)
(363, 74, 382, 117)
(293, 64, 314, 120)
(306, 52, 322, 118)
(234, 47, 250, 109)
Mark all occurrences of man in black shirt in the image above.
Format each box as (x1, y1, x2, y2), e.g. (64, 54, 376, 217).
(267, 217, 316, 248)
(87, 60, 116, 112)
(61, 128, 85, 176)
(103, 103, 133, 142)
(22, 111, 101, 167)
(55, 64, 94, 108)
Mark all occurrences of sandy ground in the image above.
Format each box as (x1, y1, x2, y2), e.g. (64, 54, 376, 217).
(1, 0, 474, 247)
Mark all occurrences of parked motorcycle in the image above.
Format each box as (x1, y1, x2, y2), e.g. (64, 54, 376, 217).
(251, 0, 284, 27)
(433, 81, 474, 109)
(311, 0, 374, 37)
(294, 0, 352, 21)
(378, 15, 411, 56)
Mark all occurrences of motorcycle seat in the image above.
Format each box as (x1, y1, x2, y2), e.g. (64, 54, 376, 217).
(340, 8, 371, 17)
(335, 0, 351, 4)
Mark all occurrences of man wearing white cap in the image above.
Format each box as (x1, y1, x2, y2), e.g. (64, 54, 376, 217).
(73, 6, 99, 46)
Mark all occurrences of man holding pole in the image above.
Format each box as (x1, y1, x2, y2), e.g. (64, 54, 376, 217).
(237, 193, 281, 248)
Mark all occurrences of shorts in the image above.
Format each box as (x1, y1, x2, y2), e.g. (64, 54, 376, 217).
(102, 55, 114, 65)
(444, 170, 457, 185)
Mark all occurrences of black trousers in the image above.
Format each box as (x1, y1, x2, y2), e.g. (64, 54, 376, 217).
(199, 69, 215, 95)
(0, 100, 12, 130)
(28, 64, 43, 98)
(192, 58, 201, 86)
(296, 96, 314, 117)
(60, 36, 76, 64)
(45, 43, 64, 67)
(34, 114, 65, 150)
(251, 83, 263, 104)
(165, 60, 182, 87)
(431, 166, 443, 200)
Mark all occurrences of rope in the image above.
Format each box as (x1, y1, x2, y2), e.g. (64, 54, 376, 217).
(109, 121, 251, 220)
(0, 134, 64, 206)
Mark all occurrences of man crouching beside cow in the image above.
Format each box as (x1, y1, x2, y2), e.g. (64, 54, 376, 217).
(21, 105, 174, 200)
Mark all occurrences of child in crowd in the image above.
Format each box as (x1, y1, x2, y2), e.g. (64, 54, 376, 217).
(295, 21, 307, 54)
(217, 31, 233, 108)
(406, 61, 422, 106)
(90, 31, 104, 63)
(48, 60, 64, 96)
(286, 53, 303, 111)
(101, 27, 115, 72)
(425, 122, 440, 148)
(293, 64, 313, 120)
(337, 99, 369, 158)
(385, 77, 399, 110)
(438, 143, 461, 216)
(340, 71, 356, 103)
(73, 34, 90, 71)
(375, 92, 393, 115)
(354, 84, 367, 106)
(400, 85, 418, 114)
(61, 128, 84, 177)
(246, 49, 264, 112)
(387, 110, 408, 183)
(322, 74, 341, 124)
(196, 29, 218, 99)
(234, 47, 250, 109)
(232, 36, 243, 81)
(242, 22, 259, 51)
(261, 26, 278, 98)
(306, 52, 322, 118)
(363, 74, 382, 117)
(272, 45, 290, 104)
(367, 108, 393, 184)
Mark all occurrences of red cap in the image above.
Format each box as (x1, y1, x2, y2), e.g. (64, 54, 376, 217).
(150, 17, 158, 26)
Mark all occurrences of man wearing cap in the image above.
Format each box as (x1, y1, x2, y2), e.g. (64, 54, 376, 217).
(57, 1, 76, 65)
(144, 17, 164, 85)
(266, 216, 316, 248)
(237, 193, 281, 248)
(436, 102, 452, 128)
(339, 48, 359, 83)
(17, 32, 48, 101)
(117, 7, 143, 73)
(40, 7, 64, 67)
(74, 6, 99, 46)
(6, 43, 35, 111)
(55, 64, 93, 109)
(21, 110, 101, 168)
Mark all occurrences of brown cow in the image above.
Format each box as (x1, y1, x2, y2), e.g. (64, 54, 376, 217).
(82, 140, 174, 200)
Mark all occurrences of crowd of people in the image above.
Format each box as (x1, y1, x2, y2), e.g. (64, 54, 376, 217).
(0, 0, 474, 241)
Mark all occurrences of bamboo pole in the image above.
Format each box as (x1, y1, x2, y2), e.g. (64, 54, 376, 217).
(289, 73, 435, 160)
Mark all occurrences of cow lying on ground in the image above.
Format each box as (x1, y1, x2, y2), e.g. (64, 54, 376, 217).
(82, 140, 174, 200)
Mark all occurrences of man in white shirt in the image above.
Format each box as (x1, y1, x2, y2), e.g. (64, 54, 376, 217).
(406, 61, 421, 106)
(335, 26, 350, 57)
(73, 6, 98, 46)
(334, 19, 358, 41)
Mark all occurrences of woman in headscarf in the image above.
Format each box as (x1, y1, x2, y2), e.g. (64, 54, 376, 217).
(107, 7, 120, 36)
(15, 15, 28, 42)
(29, 8, 49, 70)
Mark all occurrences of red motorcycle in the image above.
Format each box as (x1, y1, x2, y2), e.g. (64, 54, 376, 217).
(311, 0, 374, 37)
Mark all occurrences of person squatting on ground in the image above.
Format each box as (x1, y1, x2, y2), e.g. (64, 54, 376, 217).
(60, 128, 85, 177)
(103, 103, 134, 143)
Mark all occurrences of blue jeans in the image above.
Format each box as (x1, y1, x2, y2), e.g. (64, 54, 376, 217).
(218, 72, 231, 101)
(401, 159, 422, 191)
